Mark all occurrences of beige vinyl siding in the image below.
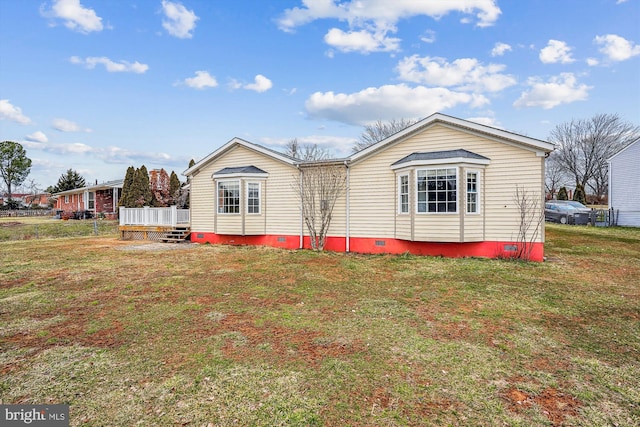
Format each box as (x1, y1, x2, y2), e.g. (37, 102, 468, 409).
(263, 162, 299, 236)
(244, 182, 266, 235)
(216, 214, 243, 235)
(349, 124, 545, 243)
(189, 145, 299, 235)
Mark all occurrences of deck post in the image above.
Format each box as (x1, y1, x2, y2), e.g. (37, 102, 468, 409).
(143, 206, 150, 225)
(171, 205, 177, 226)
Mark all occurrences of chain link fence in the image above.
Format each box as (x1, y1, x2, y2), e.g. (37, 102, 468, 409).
(0, 219, 119, 241)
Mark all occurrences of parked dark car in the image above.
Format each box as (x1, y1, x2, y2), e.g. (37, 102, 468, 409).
(545, 202, 584, 224)
(547, 200, 591, 213)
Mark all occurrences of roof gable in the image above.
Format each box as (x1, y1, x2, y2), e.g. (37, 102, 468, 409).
(608, 138, 639, 162)
(351, 113, 555, 164)
(184, 137, 296, 177)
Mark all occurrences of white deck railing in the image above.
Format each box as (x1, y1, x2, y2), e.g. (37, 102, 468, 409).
(119, 206, 190, 226)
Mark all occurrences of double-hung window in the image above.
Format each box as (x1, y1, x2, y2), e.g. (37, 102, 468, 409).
(466, 172, 478, 214)
(417, 168, 457, 213)
(247, 182, 260, 214)
(88, 192, 95, 210)
(398, 175, 409, 214)
(217, 181, 240, 214)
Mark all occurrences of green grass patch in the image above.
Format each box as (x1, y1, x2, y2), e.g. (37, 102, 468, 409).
(0, 224, 638, 425)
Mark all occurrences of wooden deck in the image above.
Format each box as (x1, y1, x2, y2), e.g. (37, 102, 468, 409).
(119, 225, 191, 242)
(119, 207, 191, 242)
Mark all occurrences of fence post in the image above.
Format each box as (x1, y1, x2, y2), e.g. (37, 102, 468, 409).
(171, 205, 177, 226)
(94, 220, 98, 235)
(143, 206, 150, 225)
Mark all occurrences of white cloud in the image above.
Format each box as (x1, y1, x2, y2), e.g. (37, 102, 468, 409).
(324, 27, 401, 53)
(305, 84, 488, 126)
(278, 0, 501, 31)
(396, 55, 516, 92)
(161, 0, 199, 39)
(182, 71, 218, 89)
(0, 99, 32, 125)
(244, 75, 273, 93)
(70, 56, 149, 73)
(586, 57, 599, 66)
(40, 0, 103, 34)
(25, 131, 49, 143)
(491, 42, 512, 57)
(51, 118, 91, 132)
(24, 140, 187, 168)
(513, 73, 591, 109)
(539, 40, 575, 64)
(594, 34, 640, 61)
(420, 29, 436, 44)
(278, 1, 500, 54)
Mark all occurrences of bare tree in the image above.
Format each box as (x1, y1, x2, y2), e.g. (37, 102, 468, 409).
(352, 118, 418, 153)
(295, 163, 346, 251)
(549, 113, 639, 201)
(512, 185, 544, 261)
(285, 138, 331, 160)
(544, 151, 568, 199)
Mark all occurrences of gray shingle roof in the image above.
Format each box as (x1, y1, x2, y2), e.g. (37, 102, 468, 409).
(213, 165, 267, 175)
(391, 149, 490, 166)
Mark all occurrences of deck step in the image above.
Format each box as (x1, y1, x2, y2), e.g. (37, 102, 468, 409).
(161, 227, 191, 243)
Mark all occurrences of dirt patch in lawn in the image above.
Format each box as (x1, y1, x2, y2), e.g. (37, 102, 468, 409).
(213, 313, 364, 366)
(0, 221, 22, 227)
(504, 386, 581, 425)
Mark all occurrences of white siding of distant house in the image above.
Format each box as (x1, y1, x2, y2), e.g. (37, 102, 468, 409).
(609, 139, 640, 227)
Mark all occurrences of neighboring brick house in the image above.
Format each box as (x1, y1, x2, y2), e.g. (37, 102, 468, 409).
(0, 193, 50, 208)
(53, 180, 123, 219)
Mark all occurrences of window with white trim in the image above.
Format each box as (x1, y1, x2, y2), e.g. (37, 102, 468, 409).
(217, 181, 240, 214)
(398, 174, 409, 214)
(64, 195, 69, 203)
(466, 171, 478, 213)
(88, 192, 95, 210)
(247, 182, 260, 214)
(417, 168, 457, 213)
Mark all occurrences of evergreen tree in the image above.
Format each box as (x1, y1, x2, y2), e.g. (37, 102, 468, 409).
(169, 171, 181, 204)
(573, 183, 587, 205)
(52, 168, 86, 193)
(557, 187, 568, 200)
(135, 165, 154, 207)
(119, 166, 136, 207)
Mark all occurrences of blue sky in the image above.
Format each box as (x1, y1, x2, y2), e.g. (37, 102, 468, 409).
(1, 0, 639, 190)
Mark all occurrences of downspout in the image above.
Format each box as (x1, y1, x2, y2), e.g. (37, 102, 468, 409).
(344, 161, 350, 252)
(297, 164, 303, 249)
